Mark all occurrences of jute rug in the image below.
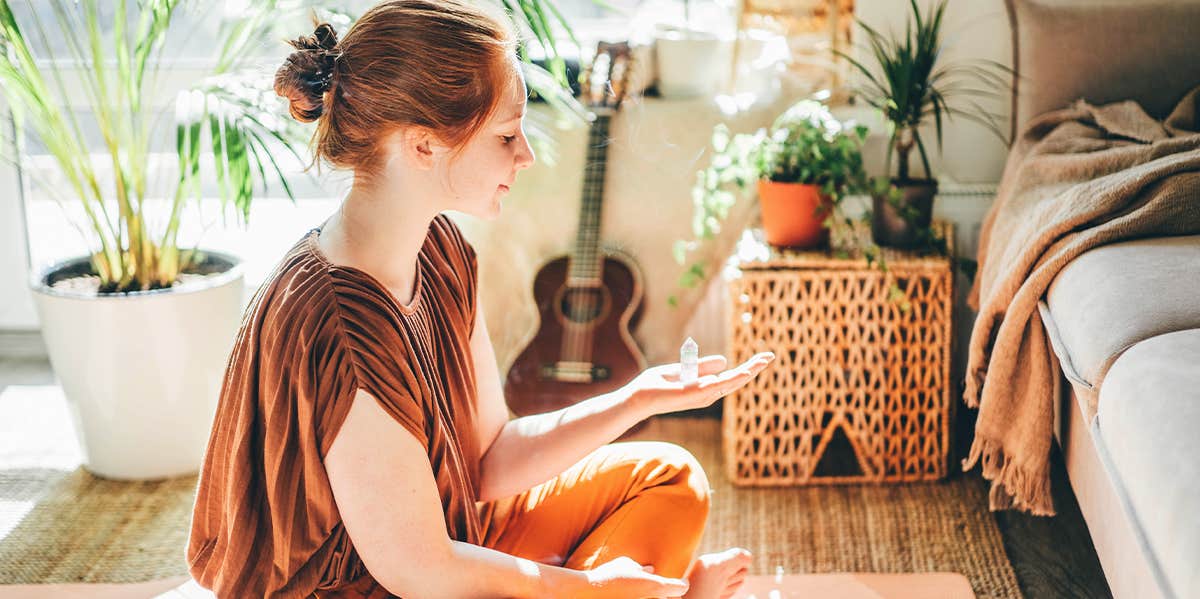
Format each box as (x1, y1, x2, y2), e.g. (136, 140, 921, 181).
(0, 385, 1021, 598)
(626, 417, 1021, 599)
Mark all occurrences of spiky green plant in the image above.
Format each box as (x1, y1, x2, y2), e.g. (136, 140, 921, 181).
(0, 0, 582, 294)
(836, 0, 1010, 182)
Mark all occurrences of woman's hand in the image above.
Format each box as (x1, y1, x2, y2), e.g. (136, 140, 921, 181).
(624, 352, 776, 417)
(581, 556, 690, 598)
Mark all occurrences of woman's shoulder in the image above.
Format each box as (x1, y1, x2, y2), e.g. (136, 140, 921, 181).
(250, 229, 342, 327)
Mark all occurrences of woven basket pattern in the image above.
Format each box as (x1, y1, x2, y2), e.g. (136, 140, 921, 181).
(723, 221, 955, 486)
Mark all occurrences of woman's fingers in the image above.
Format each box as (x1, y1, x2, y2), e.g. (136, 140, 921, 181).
(649, 575, 691, 597)
(696, 352, 774, 396)
(697, 354, 728, 377)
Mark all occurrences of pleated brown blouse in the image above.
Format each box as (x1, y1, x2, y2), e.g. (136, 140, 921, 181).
(187, 213, 484, 598)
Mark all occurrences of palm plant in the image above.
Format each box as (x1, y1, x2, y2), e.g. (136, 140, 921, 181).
(836, 0, 1009, 184)
(0, 0, 582, 294)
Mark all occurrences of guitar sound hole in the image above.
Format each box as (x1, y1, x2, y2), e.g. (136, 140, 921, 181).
(561, 288, 606, 323)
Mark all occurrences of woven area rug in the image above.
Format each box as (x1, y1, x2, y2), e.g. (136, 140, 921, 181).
(0, 385, 1021, 598)
(0, 385, 195, 584)
(626, 416, 1022, 599)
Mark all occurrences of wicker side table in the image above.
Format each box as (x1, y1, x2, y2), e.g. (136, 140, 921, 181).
(723, 221, 955, 486)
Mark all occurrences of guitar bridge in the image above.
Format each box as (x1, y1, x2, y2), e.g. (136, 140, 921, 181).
(539, 361, 611, 384)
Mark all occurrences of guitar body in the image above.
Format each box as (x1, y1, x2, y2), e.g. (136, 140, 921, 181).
(505, 251, 646, 417)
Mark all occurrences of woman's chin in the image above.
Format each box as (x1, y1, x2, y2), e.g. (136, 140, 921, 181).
(449, 196, 502, 221)
(468, 199, 503, 221)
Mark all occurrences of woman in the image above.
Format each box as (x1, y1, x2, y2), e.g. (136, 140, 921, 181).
(187, 1, 775, 597)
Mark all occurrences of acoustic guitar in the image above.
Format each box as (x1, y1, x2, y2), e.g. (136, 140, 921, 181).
(504, 42, 649, 434)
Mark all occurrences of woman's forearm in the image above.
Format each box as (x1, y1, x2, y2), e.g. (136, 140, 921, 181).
(476, 387, 652, 502)
(444, 539, 604, 598)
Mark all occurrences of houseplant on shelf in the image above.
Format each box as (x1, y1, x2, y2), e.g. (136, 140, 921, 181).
(672, 98, 869, 301)
(0, 0, 580, 480)
(837, 0, 1009, 248)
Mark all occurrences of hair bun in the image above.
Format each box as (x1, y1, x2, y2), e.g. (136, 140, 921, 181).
(312, 23, 339, 51)
(274, 19, 342, 123)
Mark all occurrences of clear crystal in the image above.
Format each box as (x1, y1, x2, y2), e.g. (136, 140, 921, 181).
(680, 337, 699, 383)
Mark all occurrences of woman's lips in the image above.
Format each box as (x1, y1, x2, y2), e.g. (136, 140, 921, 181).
(498, 184, 510, 192)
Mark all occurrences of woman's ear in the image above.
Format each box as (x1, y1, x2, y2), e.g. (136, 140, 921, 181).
(396, 126, 444, 171)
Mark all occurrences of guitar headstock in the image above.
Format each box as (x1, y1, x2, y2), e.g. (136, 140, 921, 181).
(580, 40, 634, 114)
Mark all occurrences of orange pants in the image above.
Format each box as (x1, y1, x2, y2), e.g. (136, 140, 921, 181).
(476, 440, 712, 579)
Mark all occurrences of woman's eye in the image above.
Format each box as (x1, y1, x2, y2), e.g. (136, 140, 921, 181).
(501, 135, 517, 144)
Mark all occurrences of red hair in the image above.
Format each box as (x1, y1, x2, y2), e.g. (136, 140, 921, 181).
(274, 0, 517, 180)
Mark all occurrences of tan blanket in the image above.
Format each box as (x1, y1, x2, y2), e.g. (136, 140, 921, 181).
(963, 86, 1200, 516)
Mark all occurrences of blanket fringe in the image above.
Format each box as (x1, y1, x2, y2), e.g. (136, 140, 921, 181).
(962, 435, 1056, 516)
(962, 368, 985, 409)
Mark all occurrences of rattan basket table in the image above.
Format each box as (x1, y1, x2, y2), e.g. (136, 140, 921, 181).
(723, 221, 955, 486)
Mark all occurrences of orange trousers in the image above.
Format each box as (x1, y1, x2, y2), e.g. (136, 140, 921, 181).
(476, 440, 712, 580)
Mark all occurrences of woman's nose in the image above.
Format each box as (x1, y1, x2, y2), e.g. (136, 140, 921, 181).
(516, 136, 535, 170)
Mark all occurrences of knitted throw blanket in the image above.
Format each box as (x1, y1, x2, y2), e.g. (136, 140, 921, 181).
(963, 86, 1200, 516)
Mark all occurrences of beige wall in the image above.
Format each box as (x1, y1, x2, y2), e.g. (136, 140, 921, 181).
(854, 0, 1012, 183)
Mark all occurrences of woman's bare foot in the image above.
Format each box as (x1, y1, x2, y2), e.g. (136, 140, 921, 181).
(681, 547, 753, 599)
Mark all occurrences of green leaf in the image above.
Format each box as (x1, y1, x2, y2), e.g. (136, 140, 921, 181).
(672, 239, 689, 265)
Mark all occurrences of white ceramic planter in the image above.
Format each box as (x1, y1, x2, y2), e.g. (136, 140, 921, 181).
(654, 28, 729, 98)
(30, 251, 244, 480)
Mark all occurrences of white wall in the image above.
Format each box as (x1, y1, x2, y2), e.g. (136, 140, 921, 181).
(854, 0, 1013, 183)
(0, 99, 37, 331)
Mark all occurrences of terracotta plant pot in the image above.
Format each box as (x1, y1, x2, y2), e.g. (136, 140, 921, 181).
(757, 180, 831, 249)
(871, 178, 937, 248)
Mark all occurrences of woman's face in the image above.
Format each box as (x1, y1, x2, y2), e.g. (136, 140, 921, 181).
(439, 63, 536, 220)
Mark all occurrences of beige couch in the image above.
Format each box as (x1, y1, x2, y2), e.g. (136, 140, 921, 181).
(1005, 2, 1200, 598)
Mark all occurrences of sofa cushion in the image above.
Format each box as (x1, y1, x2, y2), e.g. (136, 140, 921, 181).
(1098, 329, 1200, 599)
(1007, 0, 1200, 140)
(1045, 235, 1200, 387)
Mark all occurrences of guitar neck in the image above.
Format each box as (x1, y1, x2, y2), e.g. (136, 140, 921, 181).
(567, 111, 612, 286)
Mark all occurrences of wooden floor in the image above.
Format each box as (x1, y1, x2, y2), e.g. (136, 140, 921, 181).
(0, 356, 1112, 599)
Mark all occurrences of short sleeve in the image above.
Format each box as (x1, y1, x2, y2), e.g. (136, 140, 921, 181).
(315, 276, 432, 457)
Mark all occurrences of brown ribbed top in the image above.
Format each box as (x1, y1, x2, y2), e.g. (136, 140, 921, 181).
(187, 214, 484, 598)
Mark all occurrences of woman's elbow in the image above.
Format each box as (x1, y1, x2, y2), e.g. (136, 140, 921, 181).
(369, 543, 459, 598)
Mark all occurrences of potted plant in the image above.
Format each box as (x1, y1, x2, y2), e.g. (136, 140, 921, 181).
(838, 0, 1008, 248)
(0, 0, 579, 480)
(673, 98, 868, 298)
(654, 0, 728, 98)
(0, 0, 312, 480)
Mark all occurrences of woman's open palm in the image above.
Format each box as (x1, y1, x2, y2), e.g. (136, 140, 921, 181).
(626, 351, 775, 416)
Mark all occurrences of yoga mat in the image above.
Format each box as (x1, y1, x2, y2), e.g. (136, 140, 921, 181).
(734, 572, 976, 598)
(0, 571, 976, 598)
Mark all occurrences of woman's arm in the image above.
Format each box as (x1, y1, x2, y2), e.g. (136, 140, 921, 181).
(470, 304, 650, 504)
(325, 389, 687, 598)
(471, 300, 772, 503)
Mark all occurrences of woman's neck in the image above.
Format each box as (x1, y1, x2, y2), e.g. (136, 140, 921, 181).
(317, 180, 438, 303)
